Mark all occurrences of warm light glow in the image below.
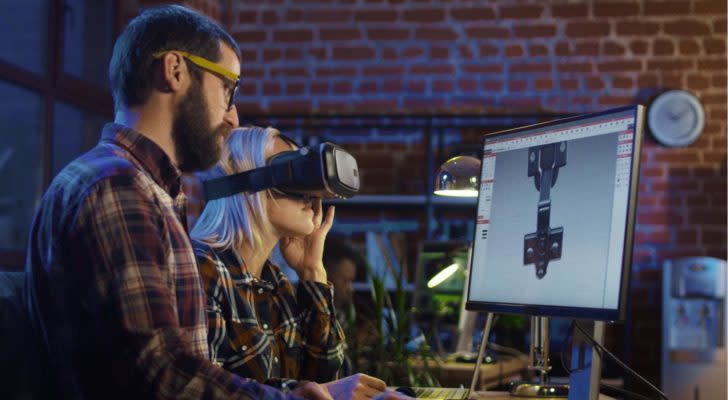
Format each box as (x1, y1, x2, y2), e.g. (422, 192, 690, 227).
(427, 263, 460, 288)
(433, 189, 478, 197)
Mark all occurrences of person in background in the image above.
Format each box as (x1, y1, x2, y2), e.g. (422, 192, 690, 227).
(322, 237, 366, 376)
(24, 5, 329, 399)
(190, 126, 394, 399)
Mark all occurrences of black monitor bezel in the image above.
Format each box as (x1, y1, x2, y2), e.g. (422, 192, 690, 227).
(465, 105, 644, 322)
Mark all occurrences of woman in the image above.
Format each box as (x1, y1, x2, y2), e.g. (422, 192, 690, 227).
(190, 126, 387, 399)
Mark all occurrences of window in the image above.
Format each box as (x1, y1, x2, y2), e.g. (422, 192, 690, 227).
(0, 0, 115, 265)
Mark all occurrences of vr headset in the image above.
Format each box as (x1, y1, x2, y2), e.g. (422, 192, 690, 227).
(203, 141, 360, 201)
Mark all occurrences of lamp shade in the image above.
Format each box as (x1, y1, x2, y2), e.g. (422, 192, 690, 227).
(433, 155, 481, 197)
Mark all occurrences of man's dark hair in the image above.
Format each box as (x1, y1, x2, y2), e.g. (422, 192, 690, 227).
(109, 5, 241, 111)
(323, 238, 366, 274)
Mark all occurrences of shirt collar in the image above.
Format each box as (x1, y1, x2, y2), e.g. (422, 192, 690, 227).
(221, 248, 286, 290)
(101, 123, 182, 197)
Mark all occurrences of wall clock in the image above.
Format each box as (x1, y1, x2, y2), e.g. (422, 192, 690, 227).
(647, 89, 705, 147)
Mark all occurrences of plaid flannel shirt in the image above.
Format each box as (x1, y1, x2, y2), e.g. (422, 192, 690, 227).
(25, 123, 294, 400)
(193, 242, 345, 389)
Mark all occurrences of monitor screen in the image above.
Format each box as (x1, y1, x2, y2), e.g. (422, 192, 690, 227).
(466, 105, 645, 321)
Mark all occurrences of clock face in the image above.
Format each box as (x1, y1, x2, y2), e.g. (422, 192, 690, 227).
(647, 90, 705, 147)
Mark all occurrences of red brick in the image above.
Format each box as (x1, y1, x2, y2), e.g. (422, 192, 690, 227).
(433, 80, 454, 93)
(465, 27, 510, 39)
(647, 59, 694, 70)
(603, 41, 626, 55)
(411, 64, 454, 74)
(483, 80, 502, 91)
(284, 9, 304, 22)
(268, 100, 312, 113)
(316, 67, 356, 77)
(407, 80, 426, 94)
(241, 67, 263, 78)
(534, 78, 553, 91)
(510, 63, 550, 73)
(574, 43, 599, 56)
(354, 10, 397, 22)
(689, 209, 727, 226)
(687, 75, 711, 90)
(403, 47, 424, 59)
(508, 80, 528, 92)
(463, 64, 502, 74)
(529, 44, 549, 57)
(714, 18, 727, 33)
(480, 44, 499, 56)
(567, 22, 611, 37)
(559, 62, 593, 72)
(332, 47, 374, 61)
(554, 42, 570, 56)
(504, 44, 524, 57)
(612, 76, 633, 89)
(616, 22, 660, 36)
(262, 82, 281, 95)
(513, 25, 556, 38)
(457, 45, 474, 59)
(286, 83, 304, 96)
(273, 29, 313, 42)
(415, 28, 458, 41)
(310, 82, 328, 95)
(238, 11, 256, 23)
(270, 67, 307, 77)
(551, 4, 588, 18)
(333, 81, 353, 94)
(240, 49, 257, 63)
(594, 2, 639, 17)
(261, 10, 277, 24)
(233, 30, 267, 43)
(653, 40, 675, 55)
(500, 5, 544, 19)
(630, 40, 649, 55)
(644, 1, 691, 15)
(458, 79, 478, 93)
(678, 39, 701, 55)
(703, 229, 727, 246)
(239, 82, 257, 96)
(382, 80, 404, 93)
(653, 152, 701, 163)
(698, 58, 727, 70)
(560, 79, 580, 90)
(600, 95, 634, 106)
(363, 65, 405, 76)
(704, 38, 727, 55)
(450, 7, 496, 21)
(402, 9, 445, 23)
(664, 20, 712, 36)
(306, 9, 351, 22)
(695, 0, 728, 14)
(321, 28, 360, 41)
(262, 49, 282, 62)
(598, 60, 642, 72)
(366, 28, 408, 41)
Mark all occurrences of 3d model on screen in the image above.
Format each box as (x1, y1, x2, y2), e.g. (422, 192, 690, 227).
(524, 141, 567, 279)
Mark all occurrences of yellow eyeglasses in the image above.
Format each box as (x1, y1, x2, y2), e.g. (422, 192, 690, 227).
(153, 50, 240, 110)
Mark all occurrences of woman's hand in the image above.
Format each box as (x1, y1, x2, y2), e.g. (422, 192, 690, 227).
(279, 199, 335, 283)
(323, 373, 389, 400)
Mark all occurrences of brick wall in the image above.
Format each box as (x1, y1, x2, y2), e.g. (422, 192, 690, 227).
(227, 0, 727, 388)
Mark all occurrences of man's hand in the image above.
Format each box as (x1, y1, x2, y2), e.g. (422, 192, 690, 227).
(323, 373, 388, 399)
(291, 381, 333, 399)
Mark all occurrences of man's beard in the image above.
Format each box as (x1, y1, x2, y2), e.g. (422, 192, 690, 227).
(172, 81, 231, 172)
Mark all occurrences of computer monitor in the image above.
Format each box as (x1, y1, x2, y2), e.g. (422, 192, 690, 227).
(466, 105, 645, 322)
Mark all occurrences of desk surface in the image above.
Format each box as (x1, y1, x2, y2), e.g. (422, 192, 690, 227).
(419, 355, 530, 390)
(470, 391, 615, 399)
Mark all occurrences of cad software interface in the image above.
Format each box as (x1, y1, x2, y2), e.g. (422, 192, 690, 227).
(468, 109, 637, 312)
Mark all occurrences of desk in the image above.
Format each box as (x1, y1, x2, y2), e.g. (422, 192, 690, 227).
(423, 355, 530, 390)
(470, 391, 615, 399)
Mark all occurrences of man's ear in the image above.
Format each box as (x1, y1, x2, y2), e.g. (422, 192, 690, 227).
(156, 52, 187, 93)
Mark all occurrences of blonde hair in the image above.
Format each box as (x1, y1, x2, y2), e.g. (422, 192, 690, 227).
(190, 126, 283, 251)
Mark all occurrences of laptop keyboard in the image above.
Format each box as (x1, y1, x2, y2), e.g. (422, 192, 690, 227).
(412, 387, 470, 399)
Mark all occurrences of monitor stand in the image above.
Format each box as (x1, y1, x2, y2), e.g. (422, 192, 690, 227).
(509, 316, 570, 397)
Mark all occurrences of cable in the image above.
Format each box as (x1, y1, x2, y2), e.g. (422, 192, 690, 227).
(599, 382, 654, 400)
(573, 321, 670, 400)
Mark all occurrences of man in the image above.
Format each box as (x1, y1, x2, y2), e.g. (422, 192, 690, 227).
(323, 238, 361, 313)
(24, 5, 333, 399)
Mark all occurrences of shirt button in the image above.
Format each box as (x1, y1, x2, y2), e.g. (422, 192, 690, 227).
(263, 323, 269, 329)
(241, 345, 247, 351)
(258, 288, 264, 294)
(274, 356, 279, 363)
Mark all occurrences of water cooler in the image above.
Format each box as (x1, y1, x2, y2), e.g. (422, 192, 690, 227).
(661, 257, 726, 400)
